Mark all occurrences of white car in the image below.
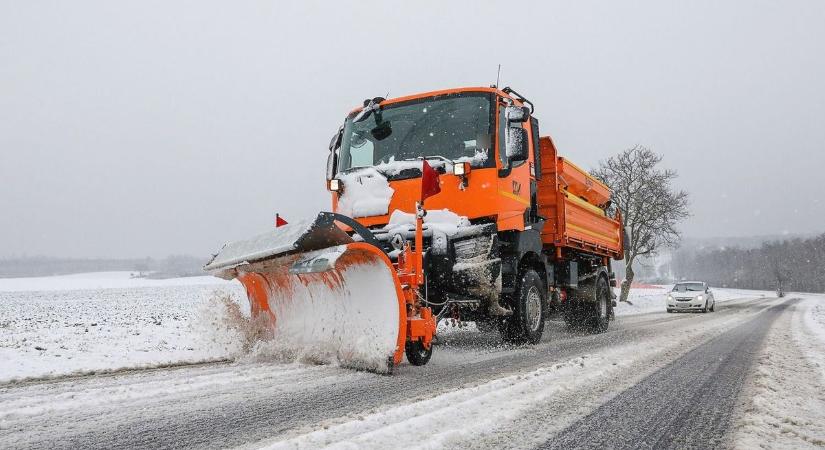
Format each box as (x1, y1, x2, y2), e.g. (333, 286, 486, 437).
(666, 281, 715, 313)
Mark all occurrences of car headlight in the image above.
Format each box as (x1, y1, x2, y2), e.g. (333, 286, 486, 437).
(697, 295, 703, 301)
(667, 295, 673, 301)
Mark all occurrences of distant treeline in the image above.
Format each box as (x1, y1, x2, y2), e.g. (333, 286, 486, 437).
(672, 233, 825, 292)
(0, 255, 209, 278)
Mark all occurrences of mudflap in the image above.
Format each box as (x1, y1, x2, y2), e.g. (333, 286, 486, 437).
(205, 218, 407, 373)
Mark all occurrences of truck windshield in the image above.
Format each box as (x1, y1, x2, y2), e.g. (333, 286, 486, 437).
(338, 92, 495, 178)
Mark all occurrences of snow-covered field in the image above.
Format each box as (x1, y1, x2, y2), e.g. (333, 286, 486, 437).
(0, 272, 247, 383)
(0, 271, 236, 292)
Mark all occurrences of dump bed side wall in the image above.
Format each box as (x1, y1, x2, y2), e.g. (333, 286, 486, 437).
(537, 137, 623, 259)
(537, 137, 562, 243)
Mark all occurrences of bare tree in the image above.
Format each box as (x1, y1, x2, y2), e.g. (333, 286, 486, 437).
(765, 241, 791, 296)
(592, 146, 690, 303)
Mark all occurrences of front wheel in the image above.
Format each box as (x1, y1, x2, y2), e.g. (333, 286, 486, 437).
(500, 270, 546, 344)
(710, 301, 715, 312)
(405, 340, 432, 366)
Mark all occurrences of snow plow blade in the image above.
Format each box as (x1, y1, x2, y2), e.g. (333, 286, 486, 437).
(204, 214, 406, 373)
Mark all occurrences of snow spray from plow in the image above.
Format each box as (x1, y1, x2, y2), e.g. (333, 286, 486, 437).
(205, 212, 436, 373)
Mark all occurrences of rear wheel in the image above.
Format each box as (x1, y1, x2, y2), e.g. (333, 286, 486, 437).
(500, 270, 545, 344)
(566, 275, 611, 333)
(405, 340, 432, 366)
(589, 276, 611, 332)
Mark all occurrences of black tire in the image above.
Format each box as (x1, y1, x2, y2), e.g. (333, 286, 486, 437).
(588, 276, 611, 332)
(405, 340, 432, 366)
(710, 301, 715, 312)
(500, 270, 546, 344)
(702, 301, 708, 313)
(566, 276, 611, 332)
(666, 309, 673, 313)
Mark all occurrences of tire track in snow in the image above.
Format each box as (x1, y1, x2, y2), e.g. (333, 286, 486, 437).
(539, 300, 795, 450)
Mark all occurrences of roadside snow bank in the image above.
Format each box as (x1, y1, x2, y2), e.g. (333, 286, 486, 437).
(801, 296, 825, 383)
(734, 296, 825, 448)
(612, 286, 672, 316)
(803, 297, 825, 352)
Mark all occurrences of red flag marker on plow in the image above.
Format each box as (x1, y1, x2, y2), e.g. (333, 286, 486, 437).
(421, 160, 441, 202)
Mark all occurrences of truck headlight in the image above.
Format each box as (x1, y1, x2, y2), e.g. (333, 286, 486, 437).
(328, 179, 341, 192)
(453, 162, 470, 176)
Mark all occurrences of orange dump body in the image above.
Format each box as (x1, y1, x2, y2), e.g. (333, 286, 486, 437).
(537, 136, 623, 259)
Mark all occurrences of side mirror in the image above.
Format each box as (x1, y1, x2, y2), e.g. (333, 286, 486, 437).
(505, 127, 529, 162)
(505, 105, 529, 123)
(328, 126, 343, 152)
(352, 97, 385, 123)
(326, 126, 342, 181)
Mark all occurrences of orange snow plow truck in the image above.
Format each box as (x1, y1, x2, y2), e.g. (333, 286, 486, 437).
(205, 87, 624, 373)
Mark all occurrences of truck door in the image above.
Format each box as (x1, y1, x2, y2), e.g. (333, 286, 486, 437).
(496, 100, 533, 231)
(528, 116, 541, 223)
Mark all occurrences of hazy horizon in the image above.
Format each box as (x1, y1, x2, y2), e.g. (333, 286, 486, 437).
(3, 1, 825, 258)
(1, 230, 818, 261)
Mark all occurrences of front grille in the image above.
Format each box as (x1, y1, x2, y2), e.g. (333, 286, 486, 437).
(453, 235, 492, 261)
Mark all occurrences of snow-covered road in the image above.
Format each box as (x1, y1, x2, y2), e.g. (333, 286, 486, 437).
(2, 289, 823, 449)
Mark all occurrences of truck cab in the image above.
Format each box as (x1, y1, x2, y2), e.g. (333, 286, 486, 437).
(327, 87, 537, 232)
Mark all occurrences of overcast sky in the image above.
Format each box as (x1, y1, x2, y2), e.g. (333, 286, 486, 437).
(2, 1, 824, 258)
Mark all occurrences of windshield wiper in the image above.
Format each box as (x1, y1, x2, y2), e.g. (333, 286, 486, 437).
(401, 155, 452, 165)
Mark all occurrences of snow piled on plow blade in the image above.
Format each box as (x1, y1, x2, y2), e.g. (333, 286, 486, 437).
(246, 258, 401, 373)
(205, 219, 332, 273)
